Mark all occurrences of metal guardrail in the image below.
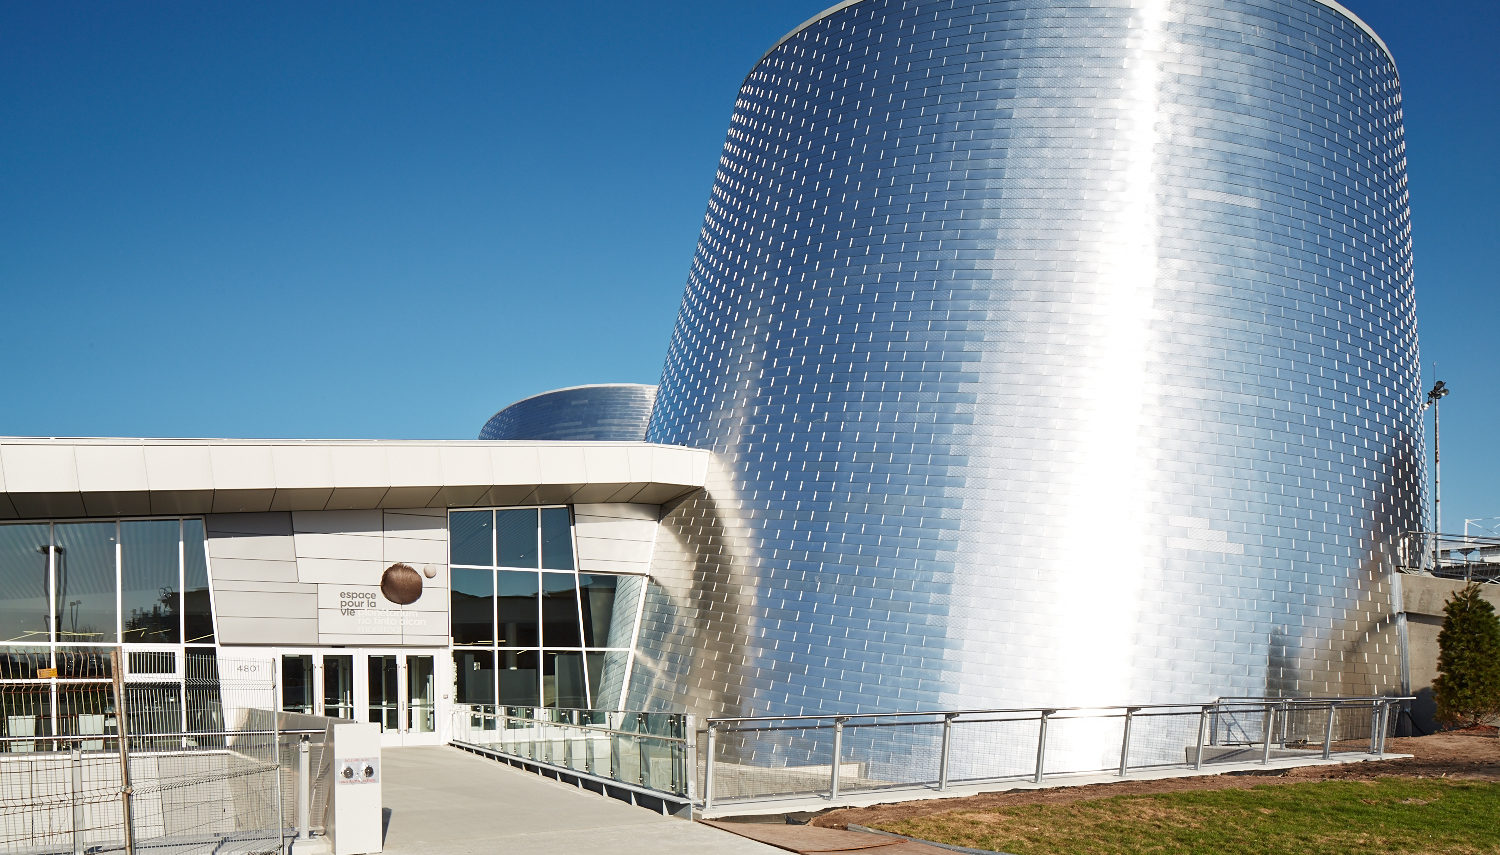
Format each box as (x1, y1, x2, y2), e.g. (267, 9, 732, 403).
(700, 696, 1411, 811)
(451, 706, 696, 806)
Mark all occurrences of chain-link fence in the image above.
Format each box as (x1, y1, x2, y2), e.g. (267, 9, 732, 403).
(700, 696, 1409, 811)
(0, 649, 326, 855)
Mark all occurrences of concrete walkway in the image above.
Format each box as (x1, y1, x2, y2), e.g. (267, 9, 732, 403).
(378, 746, 782, 855)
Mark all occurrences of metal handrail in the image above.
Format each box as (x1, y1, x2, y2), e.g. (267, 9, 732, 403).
(699, 695, 1409, 812)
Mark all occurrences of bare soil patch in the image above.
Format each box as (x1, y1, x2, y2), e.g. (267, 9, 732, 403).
(812, 729, 1500, 831)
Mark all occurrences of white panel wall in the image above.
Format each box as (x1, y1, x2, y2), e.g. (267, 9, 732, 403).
(207, 508, 449, 646)
(573, 504, 659, 575)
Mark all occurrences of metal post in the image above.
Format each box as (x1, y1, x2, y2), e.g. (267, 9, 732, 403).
(1260, 704, 1275, 765)
(1118, 708, 1137, 777)
(1193, 705, 1210, 770)
(1369, 702, 1380, 754)
(938, 714, 955, 791)
(703, 724, 717, 814)
(110, 649, 135, 855)
(296, 735, 311, 841)
(682, 715, 697, 805)
(609, 712, 621, 780)
(830, 717, 846, 800)
(637, 713, 648, 786)
(71, 745, 84, 855)
(273, 657, 284, 845)
(1374, 703, 1387, 758)
(1033, 711, 1051, 784)
(1322, 703, 1337, 760)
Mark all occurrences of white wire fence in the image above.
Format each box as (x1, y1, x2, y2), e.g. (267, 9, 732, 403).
(700, 696, 1410, 811)
(0, 649, 325, 855)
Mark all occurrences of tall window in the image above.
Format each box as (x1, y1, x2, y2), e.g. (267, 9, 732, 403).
(0, 517, 218, 750)
(448, 507, 641, 710)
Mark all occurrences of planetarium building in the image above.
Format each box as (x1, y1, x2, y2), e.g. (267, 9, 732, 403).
(0, 0, 1425, 757)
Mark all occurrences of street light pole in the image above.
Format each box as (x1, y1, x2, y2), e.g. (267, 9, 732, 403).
(1427, 380, 1449, 572)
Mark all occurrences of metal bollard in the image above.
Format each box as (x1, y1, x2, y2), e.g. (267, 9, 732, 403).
(1033, 711, 1051, 784)
(1260, 704, 1275, 765)
(1118, 708, 1137, 777)
(938, 714, 955, 791)
(830, 718, 846, 800)
(296, 735, 311, 841)
(71, 746, 84, 855)
(703, 724, 718, 814)
(1322, 703, 1337, 760)
(1193, 706, 1210, 771)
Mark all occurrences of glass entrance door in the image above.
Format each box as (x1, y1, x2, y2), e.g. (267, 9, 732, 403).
(273, 649, 447, 746)
(362, 651, 444, 747)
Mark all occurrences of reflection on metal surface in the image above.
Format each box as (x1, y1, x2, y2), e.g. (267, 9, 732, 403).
(635, 0, 1424, 722)
(480, 384, 658, 441)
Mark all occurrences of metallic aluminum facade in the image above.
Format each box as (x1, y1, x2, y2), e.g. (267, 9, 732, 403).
(634, 0, 1423, 720)
(480, 384, 658, 442)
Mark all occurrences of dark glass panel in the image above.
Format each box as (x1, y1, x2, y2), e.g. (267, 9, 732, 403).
(449, 511, 493, 566)
(185, 648, 225, 736)
(2, 681, 52, 750)
(282, 654, 314, 714)
(497, 649, 539, 706)
(57, 647, 115, 678)
(323, 654, 354, 719)
(578, 574, 619, 647)
(125, 682, 183, 737)
(454, 650, 495, 705)
(541, 573, 582, 648)
(587, 651, 631, 711)
(496, 509, 538, 568)
(0, 525, 51, 644)
(540, 507, 574, 570)
(495, 571, 539, 647)
(584, 652, 605, 709)
(182, 519, 214, 644)
(58, 683, 112, 747)
(0, 648, 50, 680)
(544, 652, 587, 709)
(121, 520, 180, 644)
(53, 523, 118, 644)
(367, 655, 399, 731)
(450, 568, 494, 646)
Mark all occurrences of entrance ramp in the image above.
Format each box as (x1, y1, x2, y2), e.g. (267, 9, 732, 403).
(378, 746, 779, 855)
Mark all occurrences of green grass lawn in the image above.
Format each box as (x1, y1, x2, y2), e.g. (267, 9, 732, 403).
(878, 778, 1500, 855)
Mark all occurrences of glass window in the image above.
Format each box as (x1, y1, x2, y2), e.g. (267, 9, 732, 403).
(449, 511, 493, 566)
(540, 507, 574, 570)
(0, 525, 51, 644)
(182, 520, 214, 644)
(585, 651, 631, 710)
(496, 509, 538, 568)
(121, 520, 181, 644)
(53, 523, 118, 644)
(541, 573, 582, 648)
(578, 574, 619, 647)
(282, 654, 314, 714)
(323, 654, 354, 720)
(454, 650, 495, 705)
(495, 571, 539, 647)
(497, 649, 539, 706)
(450, 568, 494, 646)
(544, 652, 587, 709)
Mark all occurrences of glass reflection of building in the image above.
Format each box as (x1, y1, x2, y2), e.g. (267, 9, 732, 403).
(0, 519, 218, 747)
(449, 507, 641, 713)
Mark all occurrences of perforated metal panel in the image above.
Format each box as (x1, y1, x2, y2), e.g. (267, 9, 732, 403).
(635, 0, 1423, 720)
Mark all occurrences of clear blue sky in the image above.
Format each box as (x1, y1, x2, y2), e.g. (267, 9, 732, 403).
(2, 1, 1495, 529)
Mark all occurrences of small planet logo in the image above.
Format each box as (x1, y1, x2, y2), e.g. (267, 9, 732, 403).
(380, 563, 423, 605)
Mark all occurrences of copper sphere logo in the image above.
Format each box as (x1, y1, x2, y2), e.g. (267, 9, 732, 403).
(380, 563, 422, 605)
